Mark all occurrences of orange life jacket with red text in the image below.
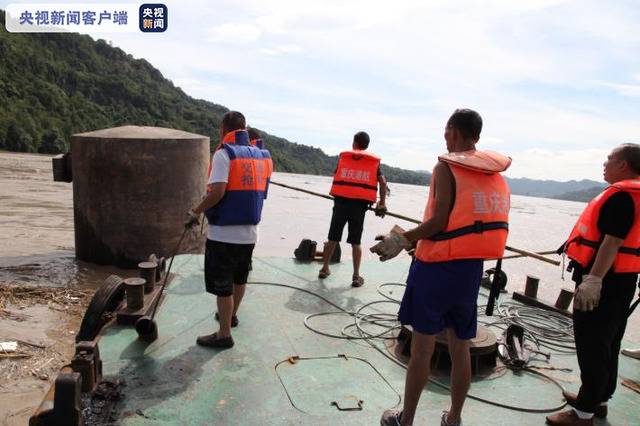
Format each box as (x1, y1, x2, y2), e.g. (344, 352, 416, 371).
(415, 150, 511, 263)
(205, 130, 272, 226)
(207, 134, 273, 196)
(564, 179, 640, 273)
(330, 150, 380, 203)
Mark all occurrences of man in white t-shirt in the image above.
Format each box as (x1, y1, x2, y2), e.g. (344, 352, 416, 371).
(186, 111, 271, 349)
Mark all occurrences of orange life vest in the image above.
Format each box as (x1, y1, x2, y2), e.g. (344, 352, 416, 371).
(415, 150, 511, 263)
(205, 129, 272, 226)
(564, 179, 640, 273)
(207, 133, 273, 195)
(250, 138, 264, 149)
(330, 150, 380, 203)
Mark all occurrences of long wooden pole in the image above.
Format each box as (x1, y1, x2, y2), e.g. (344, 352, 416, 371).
(270, 180, 560, 266)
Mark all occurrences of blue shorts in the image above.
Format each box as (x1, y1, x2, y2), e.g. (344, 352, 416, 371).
(398, 258, 483, 340)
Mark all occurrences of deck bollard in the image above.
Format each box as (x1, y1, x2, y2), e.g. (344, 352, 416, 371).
(124, 278, 146, 310)
(524, 275, 540, 298)
(555, 288, 574, 310)
(138, 261, 157, 293)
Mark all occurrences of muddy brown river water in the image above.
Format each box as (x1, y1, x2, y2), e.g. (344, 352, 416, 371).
(0, 151, 638, 424)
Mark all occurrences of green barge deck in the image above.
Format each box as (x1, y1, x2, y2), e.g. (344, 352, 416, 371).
(92, 256, 640, 425)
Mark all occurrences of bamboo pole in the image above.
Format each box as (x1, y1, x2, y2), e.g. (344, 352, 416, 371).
(270, 180, 560, 266)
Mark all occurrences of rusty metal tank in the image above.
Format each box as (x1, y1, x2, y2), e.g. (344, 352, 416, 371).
(70, 126, 209, 267)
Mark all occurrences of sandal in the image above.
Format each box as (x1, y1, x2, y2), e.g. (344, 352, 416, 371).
(318, 269, 331, 279)
(196, 332, 234, 349)
(351, 276, 365, 287)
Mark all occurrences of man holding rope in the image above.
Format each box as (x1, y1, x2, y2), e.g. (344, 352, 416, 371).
(547, 143, 640, 426)
(319, 131, 388, 287)
(185, 111, 272, 349)
(371, 109, 511, 426)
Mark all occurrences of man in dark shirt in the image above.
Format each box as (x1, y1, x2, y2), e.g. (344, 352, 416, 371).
(547, 144, 640, 426)
(319, 131, 387, 287)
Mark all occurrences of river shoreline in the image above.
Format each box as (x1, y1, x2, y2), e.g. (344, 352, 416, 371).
(0, 151, 638, 424)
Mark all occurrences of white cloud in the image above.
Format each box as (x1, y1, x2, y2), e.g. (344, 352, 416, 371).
(598, 81, 640, 97)
(41, 0, 640, 182)
(259, 44, 302, 55)
(171, 78, 225, 99)
(507, 148, 609, 181)
(207, 23, 262, 44)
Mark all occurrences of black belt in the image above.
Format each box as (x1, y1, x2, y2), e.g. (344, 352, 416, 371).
(578, 237, 640, 257)
(429, 221, 509, 242)
(331, 180, 377, 191)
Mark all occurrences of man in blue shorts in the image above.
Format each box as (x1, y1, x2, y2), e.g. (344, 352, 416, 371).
(372, 109, 511, 426)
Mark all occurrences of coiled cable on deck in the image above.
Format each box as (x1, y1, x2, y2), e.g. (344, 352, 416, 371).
(479, 302, 576, 354)
(248, 280, 570, 413)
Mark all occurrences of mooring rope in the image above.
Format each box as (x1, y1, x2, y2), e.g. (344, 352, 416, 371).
(248, 279, 569, 413)
(269, 180, 560, 266)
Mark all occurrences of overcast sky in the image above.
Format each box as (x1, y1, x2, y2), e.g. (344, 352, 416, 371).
(5, 0, 640, 181)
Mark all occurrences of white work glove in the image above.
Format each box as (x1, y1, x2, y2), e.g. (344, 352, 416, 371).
(573, 274, 603, 312)
(184, 209, 200, 229)
(370, 225, 412, 261)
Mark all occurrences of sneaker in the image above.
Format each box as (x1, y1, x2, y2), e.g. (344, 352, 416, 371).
(196, 333, 234, 349)
(562, 391, 607, 418)
(546, 409, 593, 425)
(441, 411, 462, 426)
(215, 312, 239, 327)
(380, 409, 405, 426)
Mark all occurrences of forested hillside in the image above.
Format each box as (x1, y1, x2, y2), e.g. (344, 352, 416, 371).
(0, 10, 429, 184)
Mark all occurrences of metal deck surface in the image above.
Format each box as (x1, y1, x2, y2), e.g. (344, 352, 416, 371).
(99, 255, 640, 425)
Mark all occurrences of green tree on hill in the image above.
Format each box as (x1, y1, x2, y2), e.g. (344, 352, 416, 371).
(0, 9, 428, 184)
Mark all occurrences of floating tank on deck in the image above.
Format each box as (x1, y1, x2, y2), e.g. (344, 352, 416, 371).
(69, 126, 209, 267)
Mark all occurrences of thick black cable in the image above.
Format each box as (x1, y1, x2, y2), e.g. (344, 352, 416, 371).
(248, 280, 569, 413)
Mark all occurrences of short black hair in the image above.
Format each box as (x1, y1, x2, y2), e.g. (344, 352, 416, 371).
(447, 109, 483, 141)
(353, 131, 370, 150)
(618, 143, 640, 174)
(247, 127, 260, 140)
(221, 111, 246, 133)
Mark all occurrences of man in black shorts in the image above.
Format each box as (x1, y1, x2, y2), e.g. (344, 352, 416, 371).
(185, 111, 272, 349)
(547, 143, 640, 425)
(319, 131, 387, 287)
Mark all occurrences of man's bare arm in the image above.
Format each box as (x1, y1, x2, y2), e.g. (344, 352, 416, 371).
(378, 173, 387, 205)
(403, 161, 453, 242)
(589, 234, 625, 278)
(192, 182, 227, 215)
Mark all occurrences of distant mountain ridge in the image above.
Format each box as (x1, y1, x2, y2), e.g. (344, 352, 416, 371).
(0, 10, 427, 185)
(506, 177, 605, 201)
(549, 185, 606, 202)
(407, 171, 604, 202)
(0, 10, 605, 201)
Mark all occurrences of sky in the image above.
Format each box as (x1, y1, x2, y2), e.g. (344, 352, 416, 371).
(4, 0, 640, 181)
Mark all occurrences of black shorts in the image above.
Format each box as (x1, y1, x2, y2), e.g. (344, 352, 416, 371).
(204, 239, 255, 297)
(327, 197, 370, 245)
